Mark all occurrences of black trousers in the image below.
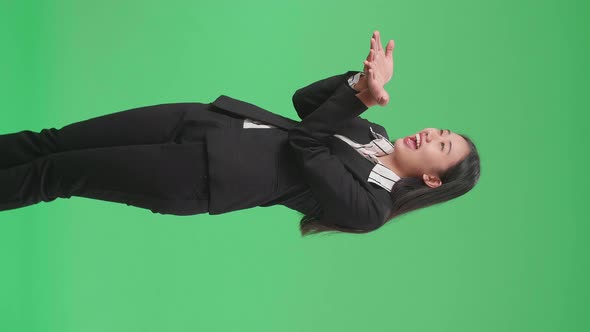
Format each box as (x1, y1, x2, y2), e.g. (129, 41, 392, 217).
(0, 102, 244, 215)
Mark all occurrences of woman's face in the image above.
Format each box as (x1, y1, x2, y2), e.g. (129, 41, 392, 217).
(391, 127, 471, 186)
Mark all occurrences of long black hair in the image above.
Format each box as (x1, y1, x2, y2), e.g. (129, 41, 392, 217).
(298, 134, 481, 236)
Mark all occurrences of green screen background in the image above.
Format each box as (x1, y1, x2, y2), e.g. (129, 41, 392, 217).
(1, 0, 587, 331)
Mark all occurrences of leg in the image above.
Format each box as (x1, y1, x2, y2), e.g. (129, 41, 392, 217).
(0, 142, 210, 216)
(0, 102, 240, 169)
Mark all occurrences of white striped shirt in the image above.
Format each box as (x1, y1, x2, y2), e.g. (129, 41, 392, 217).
(243, 120, 400, 192)
(333, 127, 399, 192)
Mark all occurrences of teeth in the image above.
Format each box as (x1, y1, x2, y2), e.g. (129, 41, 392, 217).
(415, 133, 421, 149)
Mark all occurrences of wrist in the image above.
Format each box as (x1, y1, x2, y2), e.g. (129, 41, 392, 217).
(348, 72, 367, 92)
(355, 89, 378, 108)
(356, 73, 368, 91)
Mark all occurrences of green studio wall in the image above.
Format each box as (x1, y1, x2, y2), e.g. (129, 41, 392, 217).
(0, 1, 587, 331)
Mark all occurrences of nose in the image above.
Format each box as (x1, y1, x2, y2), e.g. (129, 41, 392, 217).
(424, 130, 441, 144)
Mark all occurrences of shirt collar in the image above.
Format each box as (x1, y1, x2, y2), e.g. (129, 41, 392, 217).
(333, 127, 400, 192)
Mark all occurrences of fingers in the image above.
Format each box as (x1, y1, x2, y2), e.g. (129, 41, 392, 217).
(385, 39, 395, 57)
(366, 65, 390, 106)
(364, 61, 371, 76)
(371, 31, 388, 58)
(364, 49, 373, 72)
(367, 49, 373, 62)
(374, 31, 382, 51)
(364, 56, 375, 69)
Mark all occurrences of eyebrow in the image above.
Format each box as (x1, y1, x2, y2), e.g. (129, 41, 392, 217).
(446, 129, 452, 155)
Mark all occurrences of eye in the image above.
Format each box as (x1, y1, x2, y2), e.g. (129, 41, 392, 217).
(441, 142, 445, 151)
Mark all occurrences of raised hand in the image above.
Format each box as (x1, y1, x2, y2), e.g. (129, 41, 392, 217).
(363, 31, 395, 106)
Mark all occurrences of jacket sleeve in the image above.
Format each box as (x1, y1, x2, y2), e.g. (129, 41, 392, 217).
(287, 77, 389, 231)
(292, 70, 362, 120)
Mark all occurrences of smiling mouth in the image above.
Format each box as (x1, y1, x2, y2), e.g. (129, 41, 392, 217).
(404, 136, 417, 150)
(404, 133, 421, 150)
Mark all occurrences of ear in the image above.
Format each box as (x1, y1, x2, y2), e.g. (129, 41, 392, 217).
(422, 173, 442, 188)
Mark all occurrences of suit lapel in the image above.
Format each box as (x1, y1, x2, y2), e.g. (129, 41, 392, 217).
(329, 136, 375, 182)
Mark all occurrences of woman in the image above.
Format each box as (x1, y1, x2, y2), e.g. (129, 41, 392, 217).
(0, 31, 480, 236)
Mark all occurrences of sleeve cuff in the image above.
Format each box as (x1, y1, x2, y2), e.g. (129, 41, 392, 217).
(346, 71, 365, 92)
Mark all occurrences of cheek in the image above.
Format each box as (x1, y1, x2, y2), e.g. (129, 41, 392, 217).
(421, 146, 441, 164)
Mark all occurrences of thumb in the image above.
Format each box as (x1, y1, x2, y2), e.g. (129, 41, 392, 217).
(379, 91, 390, 106)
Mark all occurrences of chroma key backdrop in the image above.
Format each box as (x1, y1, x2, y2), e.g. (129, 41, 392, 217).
(0, 1, 587, 332)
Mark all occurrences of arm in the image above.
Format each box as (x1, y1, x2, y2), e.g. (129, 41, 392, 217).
(288, 80, 389, 231)
(291, 71, 354, 120)
(292, 70, 374, 120)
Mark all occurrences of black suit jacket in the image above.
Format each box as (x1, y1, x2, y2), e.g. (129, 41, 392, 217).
(206, 71, 393, 231)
